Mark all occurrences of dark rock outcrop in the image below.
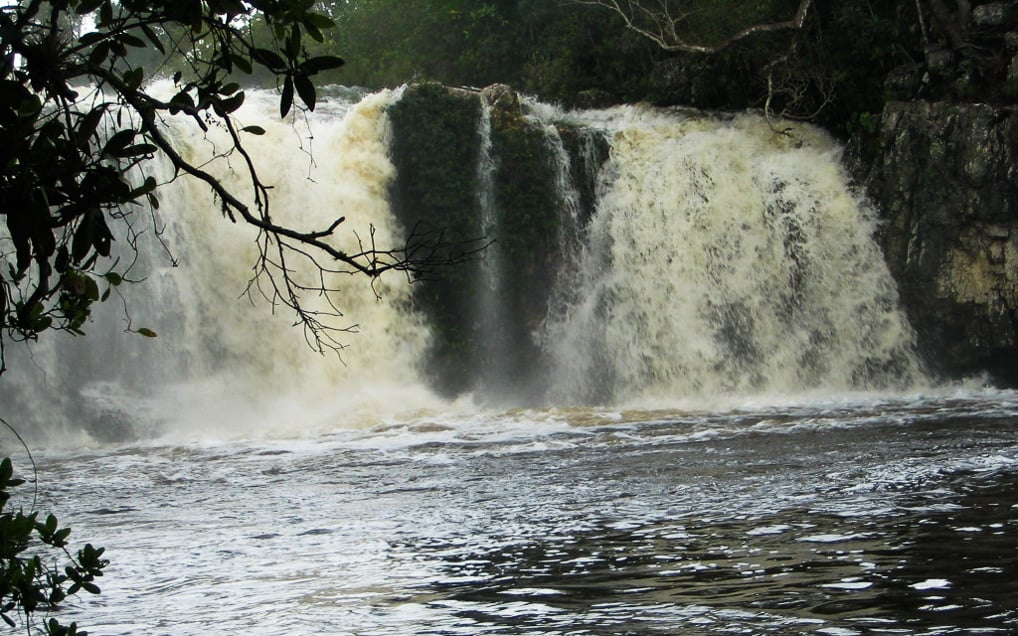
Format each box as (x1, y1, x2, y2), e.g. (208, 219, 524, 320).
(867, 100, 1018, 383)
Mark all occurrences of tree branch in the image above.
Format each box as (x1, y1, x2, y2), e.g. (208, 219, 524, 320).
(569, 0, 815, 54)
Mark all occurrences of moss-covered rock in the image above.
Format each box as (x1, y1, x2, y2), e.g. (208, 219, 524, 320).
(386, 83, 612, 400)
(387, 82, 484, 395)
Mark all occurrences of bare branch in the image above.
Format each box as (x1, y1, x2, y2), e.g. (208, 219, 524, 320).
(568, 0, 815, 54)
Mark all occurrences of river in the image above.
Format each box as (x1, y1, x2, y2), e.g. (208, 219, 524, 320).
(20, 388, 1016, 635)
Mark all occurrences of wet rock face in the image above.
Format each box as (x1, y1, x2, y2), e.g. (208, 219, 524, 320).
(870, 100, 1018, 383)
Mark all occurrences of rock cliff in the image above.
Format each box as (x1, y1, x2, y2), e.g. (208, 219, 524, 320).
(862, 1, 1018, 383)
(868, 101, 1018, 383)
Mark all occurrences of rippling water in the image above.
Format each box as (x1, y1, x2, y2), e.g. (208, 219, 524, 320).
(17, 389, 1018, 635)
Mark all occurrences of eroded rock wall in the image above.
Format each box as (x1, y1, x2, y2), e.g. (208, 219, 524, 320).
(869, 101, 1018, 382)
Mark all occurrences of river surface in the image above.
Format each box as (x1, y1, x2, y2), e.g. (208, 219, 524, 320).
(19, 388, 1018, 635)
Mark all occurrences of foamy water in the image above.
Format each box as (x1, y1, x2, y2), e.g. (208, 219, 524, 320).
(9, 388, 1014, 635)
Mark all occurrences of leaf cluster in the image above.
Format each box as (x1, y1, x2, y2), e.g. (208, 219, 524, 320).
(0, 458, 107, 635)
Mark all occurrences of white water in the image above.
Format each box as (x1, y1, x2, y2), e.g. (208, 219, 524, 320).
(3, 88, 922, 445)
(138, 87, 450, 440)
(540, 108, 920, 403)
(474, 98, 512, 389)
(2, 87, 452, 445)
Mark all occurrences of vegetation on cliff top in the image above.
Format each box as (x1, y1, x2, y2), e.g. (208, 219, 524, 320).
(308, 0, 1014, 137)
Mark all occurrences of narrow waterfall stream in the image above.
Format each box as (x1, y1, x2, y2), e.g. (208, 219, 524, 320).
(0, 87, 1014, 635)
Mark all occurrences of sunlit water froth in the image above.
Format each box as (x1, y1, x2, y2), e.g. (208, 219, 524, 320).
(144, 86, 448, 441)
(2, 89, 928, 444)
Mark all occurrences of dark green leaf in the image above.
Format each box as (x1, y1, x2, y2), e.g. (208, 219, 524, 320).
(88, 42, 109, 67)
(214, 92, 244, 115)
(131, 176, 157, 197)
(92, 215, 113, 257)
(75, 105, 107, 149)
(75, 0, 104, 15)
(303, 12, 335, 29)
(72, 219, 93, 263)
(280, 76, 294, 118)
(118, 33, 146, 48)
(299, 56, 344, 75)
(122, 67, 144, 91)
(252, 48, 285, 71)
(17, 94, 43, 117)
(113, 143, 156, 158)
(232, 54, 253, 75)
(99, 0, 113, 27)
(286, 24, 301, 60)
(77, 31, 106, 46)
(139, 24, 166, 55)
(169, 90, 195, 112)
(72, 210, 113, 261)
(294, 74, 315, 111)
(305, 23, 323, 43)
(102, 129, 135, 157)
(84, 276, 100, 302)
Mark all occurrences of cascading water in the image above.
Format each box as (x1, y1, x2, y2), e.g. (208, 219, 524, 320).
(8, 86, 1018, 636)
(1, 85, 924, 444)
(473, 98, 513, 396)
(1, 86, 445, 444)
(538, 108, 922, 404)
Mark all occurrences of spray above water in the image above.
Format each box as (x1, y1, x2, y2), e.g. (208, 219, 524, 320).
(0, 87, 924, 444)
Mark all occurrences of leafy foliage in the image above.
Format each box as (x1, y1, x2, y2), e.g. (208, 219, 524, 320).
(319, 0, 660, 105)
(316, 0, 938, 130)
(0, 456, 107, 635)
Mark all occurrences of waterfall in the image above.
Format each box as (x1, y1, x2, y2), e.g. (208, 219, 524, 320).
(0, 86, 924, 444)
(473, 97, 513, 398)
(1, 87, 443, 444)
(539, 107, 922, 403)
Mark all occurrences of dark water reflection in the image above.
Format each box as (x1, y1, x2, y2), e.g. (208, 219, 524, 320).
(25, 396, 1018, 635)
(397, 413, 1018, 635)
